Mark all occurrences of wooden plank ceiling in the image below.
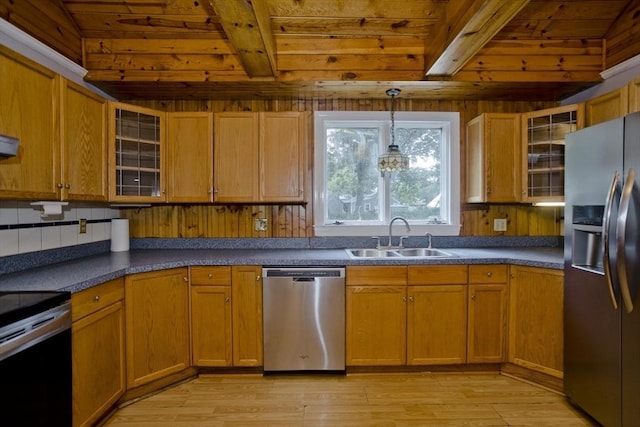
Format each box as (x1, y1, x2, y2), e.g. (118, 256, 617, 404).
(1, 0, 640, 101)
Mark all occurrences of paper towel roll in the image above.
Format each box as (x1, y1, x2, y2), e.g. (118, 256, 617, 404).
(111, 219, 130, 252)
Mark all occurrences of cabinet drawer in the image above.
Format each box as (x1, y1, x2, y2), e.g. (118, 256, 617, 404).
(408, 265, 468, 285)
(190, 266, 232, 285)
(71, 278, 124, 322)
(346, 266, 407, 286)
(469, 265, 508, 283)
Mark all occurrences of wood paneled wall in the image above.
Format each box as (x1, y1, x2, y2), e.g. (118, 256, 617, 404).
(122, 98, 562, 238)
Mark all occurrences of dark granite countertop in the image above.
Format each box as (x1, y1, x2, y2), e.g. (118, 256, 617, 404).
(0, 247, 563, 293)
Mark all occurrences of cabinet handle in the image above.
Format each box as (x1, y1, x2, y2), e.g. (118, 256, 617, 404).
(256, 275, 261, 281)
(471, 294, 476, 300)
(486, 272, 493, 277)
(207, 273, 213, 279)
(65, 183, 70, 189)
(183, 277, 188, 282)
(208, 188, 213, 194)
(403, 296, 407, 302)
(409, 296, 414, 303)
(94, 295, 100, 302)
(225, 297, 230, 303)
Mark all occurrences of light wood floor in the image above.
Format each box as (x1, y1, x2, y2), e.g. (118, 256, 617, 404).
(104, 372, 596, 426)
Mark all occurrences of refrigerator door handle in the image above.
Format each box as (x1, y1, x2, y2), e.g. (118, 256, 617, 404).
(603, 171, 620, 310)
(617, 168, 636, 314)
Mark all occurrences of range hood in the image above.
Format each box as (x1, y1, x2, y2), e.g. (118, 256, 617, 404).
(0, 134, 19, 158)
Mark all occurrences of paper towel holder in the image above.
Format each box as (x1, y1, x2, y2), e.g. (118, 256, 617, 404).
(30, 201, 68, 218)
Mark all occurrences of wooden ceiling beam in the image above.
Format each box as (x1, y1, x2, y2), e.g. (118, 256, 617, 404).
(207, 0, 277, 78)
(425, 0, 530, 77)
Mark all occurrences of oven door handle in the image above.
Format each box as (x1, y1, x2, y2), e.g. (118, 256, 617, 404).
(0, 302, 71, 362)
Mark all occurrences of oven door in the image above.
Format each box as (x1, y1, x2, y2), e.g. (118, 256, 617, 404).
(0, 301, 71, 427)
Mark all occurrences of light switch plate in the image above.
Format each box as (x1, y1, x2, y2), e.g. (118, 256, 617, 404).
(493, 218, 507, 232)
(79, 218, 87, 234)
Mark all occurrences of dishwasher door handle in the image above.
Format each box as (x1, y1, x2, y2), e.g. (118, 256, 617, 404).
(293, 277, 316, 282)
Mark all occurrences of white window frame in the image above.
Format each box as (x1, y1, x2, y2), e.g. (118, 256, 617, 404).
(313, 111, 461, 237)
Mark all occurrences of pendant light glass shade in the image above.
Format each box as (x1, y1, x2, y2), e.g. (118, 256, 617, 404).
(378, 88, 409, 173)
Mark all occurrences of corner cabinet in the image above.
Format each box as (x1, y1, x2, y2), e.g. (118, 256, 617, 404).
(125, 268, 190, 388)
(521, 104, 583, 203)
(214, 112, 307, 203)
(108, 102, 166, 202)
(466, 113, 521, 203)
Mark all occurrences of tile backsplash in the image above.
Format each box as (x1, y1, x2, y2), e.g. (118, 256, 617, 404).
(0, 201, 120, 257)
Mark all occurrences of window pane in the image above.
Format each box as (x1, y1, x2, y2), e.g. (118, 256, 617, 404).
(391, 127, 445, 222)
(325, 127, 381, 221)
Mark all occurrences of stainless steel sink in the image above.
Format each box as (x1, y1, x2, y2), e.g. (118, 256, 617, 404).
(345, 247, 456, 259)
(346, 248, 401, 258)
(394, 248, 455, 257)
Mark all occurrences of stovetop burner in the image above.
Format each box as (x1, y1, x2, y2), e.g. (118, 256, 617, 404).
(0, 291, 70, 327)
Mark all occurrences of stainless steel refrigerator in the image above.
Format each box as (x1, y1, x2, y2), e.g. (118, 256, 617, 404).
(564, 111, 640, 426)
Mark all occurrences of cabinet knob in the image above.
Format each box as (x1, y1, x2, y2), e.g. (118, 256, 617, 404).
(403, 296, 407, 302)
(225, 297, 230, 303)
(487, 271, 493, 277)
(256, 275, 261, 281)
(471, 294, 476, 300)
(409, 296, 414, 303)
(94, 295, 100, 302)
(65, 183, 71, 189)
(183, 276, 188, 282)
(57, 183, 63, 189)
(207, 273, 213, 279)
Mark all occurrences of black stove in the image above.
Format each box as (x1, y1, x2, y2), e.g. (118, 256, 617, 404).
(0, 291, 70, 327)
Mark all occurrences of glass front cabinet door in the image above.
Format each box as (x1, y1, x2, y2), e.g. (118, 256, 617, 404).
(109, 102, 166, 202)
(521, 104, 584, 204)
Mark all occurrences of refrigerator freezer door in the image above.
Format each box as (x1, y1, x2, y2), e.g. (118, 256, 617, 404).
(565, 118, 624, 427)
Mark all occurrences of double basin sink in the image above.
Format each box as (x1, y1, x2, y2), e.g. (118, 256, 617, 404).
(345, 247, 456, 259)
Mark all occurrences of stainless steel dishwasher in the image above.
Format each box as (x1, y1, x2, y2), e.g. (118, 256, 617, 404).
(262, 267, 345, 373)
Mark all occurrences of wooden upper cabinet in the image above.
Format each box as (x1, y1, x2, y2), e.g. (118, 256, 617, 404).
(108, 102, 166, 202)
(261, 112, 306, 202)
(0, 46, 60, 200)
(167, 112, 213, 202)
(213, 113, 259, 202)
(214, 112, 306, 203)
(628, 77, 640, 114)
(466, 113, 521, 203)
(61, 79, 108, 201)
(585, 86, 629, 126)
(521, 104, 584, 204)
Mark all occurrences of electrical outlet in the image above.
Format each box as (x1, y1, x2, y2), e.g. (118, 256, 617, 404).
(493, 218, 507, 232)
(254, 218, 268, 231)
(79, 218, 87, 234)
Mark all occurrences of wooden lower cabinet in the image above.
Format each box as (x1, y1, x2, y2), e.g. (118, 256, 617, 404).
(508, 265, 564, 378)
(467, 265, 509, 363)
(71, 278, 125, 427)
(190, 266, 233, 366)
(407, 265, 469, 365)
(346, 266, 407, 365)
(231, 265, 263, 366)
(125, 268, 190, 388)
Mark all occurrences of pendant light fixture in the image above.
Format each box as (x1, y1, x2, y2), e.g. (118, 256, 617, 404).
(377, 88, 410, 174)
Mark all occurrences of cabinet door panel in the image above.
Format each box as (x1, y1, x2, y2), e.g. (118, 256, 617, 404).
(214, 113, 258, 202)
(408, 285, 467, 365)
(346, 286, 406, 366)
(0, 46, 59, 199)
(509, 266, 563, 377)
(191, 285, 232, 366)
(468, 284, 507, 363)
(72, 301, 125, 427)
(261, 112, 305, 202)
(62, 80, 107, 201)
(125, 268, 190, 388)
(231, 265, 263, 366)
(167, 112, 213, 202)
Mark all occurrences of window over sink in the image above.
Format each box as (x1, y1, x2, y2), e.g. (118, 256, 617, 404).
(313, 111, 461, 236)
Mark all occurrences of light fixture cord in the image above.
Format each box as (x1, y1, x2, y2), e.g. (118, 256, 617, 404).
(390, 93, 396, 146)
